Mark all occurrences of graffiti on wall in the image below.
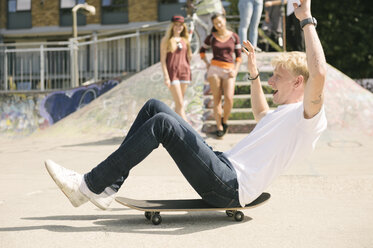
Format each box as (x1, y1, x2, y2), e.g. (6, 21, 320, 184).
(0, 93, 48, 135)
(0, 79, 119, 136)
(40, 80, 118, 125)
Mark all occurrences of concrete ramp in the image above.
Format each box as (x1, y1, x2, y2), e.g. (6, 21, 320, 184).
(324, 64, 373, 136)
(30, 53, 373, 142)
(31, 55, 206, 140)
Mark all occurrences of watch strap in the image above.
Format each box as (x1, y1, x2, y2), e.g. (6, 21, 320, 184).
(300, 17, 317, 29)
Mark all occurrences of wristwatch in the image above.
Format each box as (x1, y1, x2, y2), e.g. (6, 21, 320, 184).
(300, 17, 317, 29)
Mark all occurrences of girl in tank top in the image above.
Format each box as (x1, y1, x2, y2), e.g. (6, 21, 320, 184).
(160, 15, 192, 121)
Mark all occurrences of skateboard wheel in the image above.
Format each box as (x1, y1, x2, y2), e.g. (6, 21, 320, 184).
(226, 210, 234, 217)
(234, 211, 244, 222)
(151, 214, 162, 225)
(145, 211, 151, 220)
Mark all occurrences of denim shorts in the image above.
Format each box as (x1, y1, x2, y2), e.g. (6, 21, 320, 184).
(207, 65, 233, 80)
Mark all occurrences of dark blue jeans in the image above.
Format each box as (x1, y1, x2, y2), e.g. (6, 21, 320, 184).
(84, 99, 240, 207)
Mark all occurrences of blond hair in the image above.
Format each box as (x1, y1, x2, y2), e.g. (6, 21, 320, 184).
(271, 52, 309, 83)
(164, 22, 191, 57)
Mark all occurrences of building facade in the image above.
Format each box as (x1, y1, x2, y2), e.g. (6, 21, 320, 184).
(0, 0, 190, 91)
(0, 0, 187, 43)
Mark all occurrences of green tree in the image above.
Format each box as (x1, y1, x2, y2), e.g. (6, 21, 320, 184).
(312, 0, 373, 79)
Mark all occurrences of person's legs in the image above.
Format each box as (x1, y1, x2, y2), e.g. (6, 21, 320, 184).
(122, 97, 201, 144)
(180, 82, 189, 117)
(291, 13, 305, 51)
(85, 99, 239, 207)
(222, 77, 235, 126)
(208, 75, 223, 132)
(248, 0, 263, 47)
(286, 14, 295, 51)
(46, 99, 220, 209)
(169, 82, 187, 121)
(180, 82, 189, 96)
(238, 0, 252, 44)
(108, 98, 205, 191)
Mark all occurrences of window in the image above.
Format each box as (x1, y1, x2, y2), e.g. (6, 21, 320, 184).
(60, 0, 85, 8)
(158, 0, 186, 22)
(60, 0, 87, 27)
(101, 0, 128, 25)
(7, 0, 32, 29)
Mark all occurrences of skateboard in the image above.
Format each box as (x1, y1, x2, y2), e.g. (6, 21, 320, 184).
(115, 192, 270, 225)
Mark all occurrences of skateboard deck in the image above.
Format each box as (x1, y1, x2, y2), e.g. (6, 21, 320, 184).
(115, 192, 270, 225)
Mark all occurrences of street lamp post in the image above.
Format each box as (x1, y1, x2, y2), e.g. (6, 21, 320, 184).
(72, 3, 96, 87)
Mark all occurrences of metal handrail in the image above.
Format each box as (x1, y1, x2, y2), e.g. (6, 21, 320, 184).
(0, 24, 166, 92)
(0, 21, 170, 48)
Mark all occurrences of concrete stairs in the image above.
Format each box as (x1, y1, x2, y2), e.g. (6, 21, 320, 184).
(202, 53, 278, 134)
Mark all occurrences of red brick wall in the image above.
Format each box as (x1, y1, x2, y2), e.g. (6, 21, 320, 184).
(129, 0, 157, 22)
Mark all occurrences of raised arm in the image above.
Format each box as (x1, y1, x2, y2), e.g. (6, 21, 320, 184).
(242, 41, 270, 122)
(294, 0, 327, 118)
(199, 35, 212, 68)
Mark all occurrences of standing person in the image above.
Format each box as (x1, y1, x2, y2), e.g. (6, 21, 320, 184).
(285, 0, 304, 51)
(45, 0, 326, 210)
(160, 15, 192, 121)
(187, 0, 225, 44)
(199, 13, 242, 138)
(238, 0, 264, 49)
(265, 0, 304, 51)
(263, 0, 283, 46)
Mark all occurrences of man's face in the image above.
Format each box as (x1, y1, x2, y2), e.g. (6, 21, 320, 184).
(268, 65, 297, 105)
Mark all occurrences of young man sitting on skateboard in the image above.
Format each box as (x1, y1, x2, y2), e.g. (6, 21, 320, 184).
(45, 0, 327, 210)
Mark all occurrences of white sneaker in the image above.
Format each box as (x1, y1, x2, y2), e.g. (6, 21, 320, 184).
(44, 160, 89, 207)
(79, 180, 116, 210)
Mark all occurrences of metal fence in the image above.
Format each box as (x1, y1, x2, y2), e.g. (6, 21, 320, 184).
(0, 24, 166, 92)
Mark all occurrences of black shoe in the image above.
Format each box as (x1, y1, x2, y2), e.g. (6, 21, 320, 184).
(216, 130, 225, 138)
(221, 118, 229, 134)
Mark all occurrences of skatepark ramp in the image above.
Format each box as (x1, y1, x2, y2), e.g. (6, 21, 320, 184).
(1, 52, 372, 141)
(24, 55, 206, 139)
(31, 52, 373, 141)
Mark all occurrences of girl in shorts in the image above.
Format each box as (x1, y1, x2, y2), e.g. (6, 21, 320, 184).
(200, 13, 242, 138)
(160, 15, 192, 121)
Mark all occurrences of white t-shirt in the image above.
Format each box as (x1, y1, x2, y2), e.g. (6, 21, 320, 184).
(287, 0, 300, 16)
(224, 102, 327, 207)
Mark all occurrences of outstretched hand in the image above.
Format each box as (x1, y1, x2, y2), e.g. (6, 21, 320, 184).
(293, 0, 312, 21)
(242, 40, 258, 76)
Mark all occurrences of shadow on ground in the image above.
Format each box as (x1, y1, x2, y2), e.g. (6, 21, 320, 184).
(0, 211, 252, 235)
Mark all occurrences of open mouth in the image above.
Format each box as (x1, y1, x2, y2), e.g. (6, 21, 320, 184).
(273, 90, 278, 96)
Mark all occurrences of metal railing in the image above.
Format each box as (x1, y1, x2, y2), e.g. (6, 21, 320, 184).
(0, 22, 168, 92)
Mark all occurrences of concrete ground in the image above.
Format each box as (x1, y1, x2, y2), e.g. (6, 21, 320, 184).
(0, 129, 372, 248)
(1, 54, 372, 247)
